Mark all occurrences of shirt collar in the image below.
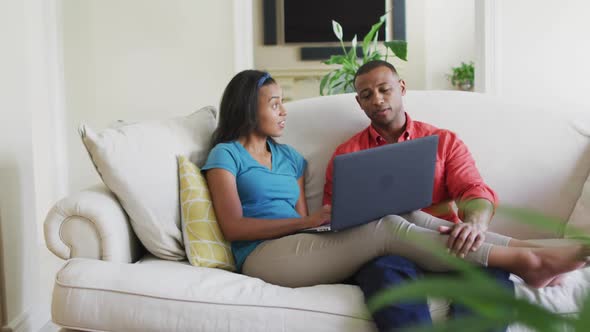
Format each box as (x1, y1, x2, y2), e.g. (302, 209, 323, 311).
(368, 112, 414, 145)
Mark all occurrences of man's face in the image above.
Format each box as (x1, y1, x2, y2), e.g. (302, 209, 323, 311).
(354, 66, 406, 128)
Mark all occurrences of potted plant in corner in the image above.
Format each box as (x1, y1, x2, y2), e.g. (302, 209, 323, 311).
(448, 61, 475, 91)
(320, 14, 408, 96)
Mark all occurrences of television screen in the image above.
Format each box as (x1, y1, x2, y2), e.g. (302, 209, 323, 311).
(284, 0, 386, 43)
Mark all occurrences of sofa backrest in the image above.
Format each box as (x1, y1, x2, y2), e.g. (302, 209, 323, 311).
(280, 91, 590, 239)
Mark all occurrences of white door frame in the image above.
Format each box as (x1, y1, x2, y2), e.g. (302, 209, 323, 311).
(474, 0, 502, 95)
(233, 0, 254, 73)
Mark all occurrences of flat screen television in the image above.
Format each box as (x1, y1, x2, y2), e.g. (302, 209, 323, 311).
(283, 0, 386, 43)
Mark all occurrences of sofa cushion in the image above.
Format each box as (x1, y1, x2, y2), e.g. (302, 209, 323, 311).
(52, 257, 378, 331)
(80, 107, 217, 260)
(51, 256, 590, 332)
(178, 156, 235, 271)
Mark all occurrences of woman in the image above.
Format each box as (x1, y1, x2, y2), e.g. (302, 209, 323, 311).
(202, 70, 588, 289)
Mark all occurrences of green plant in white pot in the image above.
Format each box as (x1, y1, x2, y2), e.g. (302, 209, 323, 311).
(320, 14, 408, 96)
(448, 61, 475, 91)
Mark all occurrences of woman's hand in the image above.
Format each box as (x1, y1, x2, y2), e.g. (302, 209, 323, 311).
(304, 205, 331, 228)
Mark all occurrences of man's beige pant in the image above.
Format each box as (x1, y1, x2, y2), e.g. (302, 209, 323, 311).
(242, 210, 511, 288)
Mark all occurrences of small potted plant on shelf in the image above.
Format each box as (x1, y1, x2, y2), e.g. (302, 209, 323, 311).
(448, 61, 475, 91)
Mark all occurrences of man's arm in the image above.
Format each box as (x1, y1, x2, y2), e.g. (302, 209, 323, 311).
(441, 132, 498, 257)
(438, 198, 494, 257)
(460, 198, 494, 230)
(322, 153, 336, 206)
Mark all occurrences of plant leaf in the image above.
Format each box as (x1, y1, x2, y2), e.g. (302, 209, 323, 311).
(496, 206, 566, 236)
(327, 71, 343, 95)
(574, 293, 590, 331)
(368, 277, 572, 332)
(403, 316, 509, 332)
(362, 17, 385, 59)
(319, 73, 331, 96)
(332, 20, 343, 41)
(351, 35, 358, 60)
(323, 55, 348, 65)
(372, 31, 379, 54)
(331, 80, 345, 94)
(346, 36, 358, 64)
(367, 52, 382, 62)
(384, 40, 408, 61)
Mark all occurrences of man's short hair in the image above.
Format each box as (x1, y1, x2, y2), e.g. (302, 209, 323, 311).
(353, 60, 399, 90)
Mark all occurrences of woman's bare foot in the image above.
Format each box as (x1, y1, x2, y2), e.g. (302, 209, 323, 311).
(511, 246, 586, 288)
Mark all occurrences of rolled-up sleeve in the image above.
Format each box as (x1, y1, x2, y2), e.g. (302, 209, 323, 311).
(443, 132, 498, 218)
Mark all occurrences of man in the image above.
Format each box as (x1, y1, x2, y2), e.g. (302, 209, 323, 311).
(323, 60, 513, 331)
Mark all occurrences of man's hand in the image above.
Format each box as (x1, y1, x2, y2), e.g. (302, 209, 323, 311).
(438, 223, 486, 257)
(439, 198, 494, 258)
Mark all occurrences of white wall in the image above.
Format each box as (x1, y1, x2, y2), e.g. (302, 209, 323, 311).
(62, 0, 238, 192)
(423, 0, 475, 90)
(0, 0, 47, 329)
(253, 0, 474, 93)
(0, 1, 244, 330)
(31, 0, 68, 245)
(496, 0, 590, 107)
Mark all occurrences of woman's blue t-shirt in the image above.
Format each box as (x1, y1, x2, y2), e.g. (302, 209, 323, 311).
(201, 139, 307, 271)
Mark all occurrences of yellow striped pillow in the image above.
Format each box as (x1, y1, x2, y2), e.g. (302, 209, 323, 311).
(178, 156, 235, 271)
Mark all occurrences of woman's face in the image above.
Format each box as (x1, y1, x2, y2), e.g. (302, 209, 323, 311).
(256, 83, 286, 137)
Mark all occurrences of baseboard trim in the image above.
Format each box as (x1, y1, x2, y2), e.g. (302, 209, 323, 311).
(2, 310, 30, 332)
(2, 307, 50, 332)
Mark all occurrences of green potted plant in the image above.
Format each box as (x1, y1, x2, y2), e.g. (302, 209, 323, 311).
(448, 61, 475, 91)
(320, 14, 408, 96)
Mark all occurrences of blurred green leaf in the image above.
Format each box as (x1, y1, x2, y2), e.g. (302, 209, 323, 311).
(574, 293, 590, 331)
(366, 205, 590, 332)
(496, 206, 566, 236)
(403, 316, 507, 332)
(369, 276, 573, 332)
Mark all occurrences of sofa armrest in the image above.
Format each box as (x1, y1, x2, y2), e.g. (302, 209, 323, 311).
(44, 184, 144, 262)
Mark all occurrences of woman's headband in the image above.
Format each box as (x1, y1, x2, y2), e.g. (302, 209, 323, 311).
(257, 73, 271, 88)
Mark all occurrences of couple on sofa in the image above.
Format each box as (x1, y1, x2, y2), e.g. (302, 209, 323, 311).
(202, 60, 588, 331)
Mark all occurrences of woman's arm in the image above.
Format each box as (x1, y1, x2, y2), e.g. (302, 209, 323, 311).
(206, 169, 328, 241)
(294, 177, 309, 217)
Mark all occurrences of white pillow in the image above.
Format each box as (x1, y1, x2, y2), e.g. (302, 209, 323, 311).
(80, 106, 218, 260)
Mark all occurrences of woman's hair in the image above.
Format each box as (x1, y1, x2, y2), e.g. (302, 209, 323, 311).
(211, 70, 276, 147)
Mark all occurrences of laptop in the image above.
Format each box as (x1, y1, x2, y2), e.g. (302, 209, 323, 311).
(302, 135, 438, 233)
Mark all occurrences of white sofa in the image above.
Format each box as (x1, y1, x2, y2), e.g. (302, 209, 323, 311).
(44, 91, 590, 331)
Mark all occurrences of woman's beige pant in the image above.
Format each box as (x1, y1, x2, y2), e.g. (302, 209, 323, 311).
(242, 210, 511, 288)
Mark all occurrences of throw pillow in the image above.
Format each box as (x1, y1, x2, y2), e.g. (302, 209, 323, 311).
(80, 106, 217, 260)
(178, 156, 235, 271)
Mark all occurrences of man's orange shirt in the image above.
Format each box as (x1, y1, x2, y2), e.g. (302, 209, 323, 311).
(322, 113, 497, 223)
